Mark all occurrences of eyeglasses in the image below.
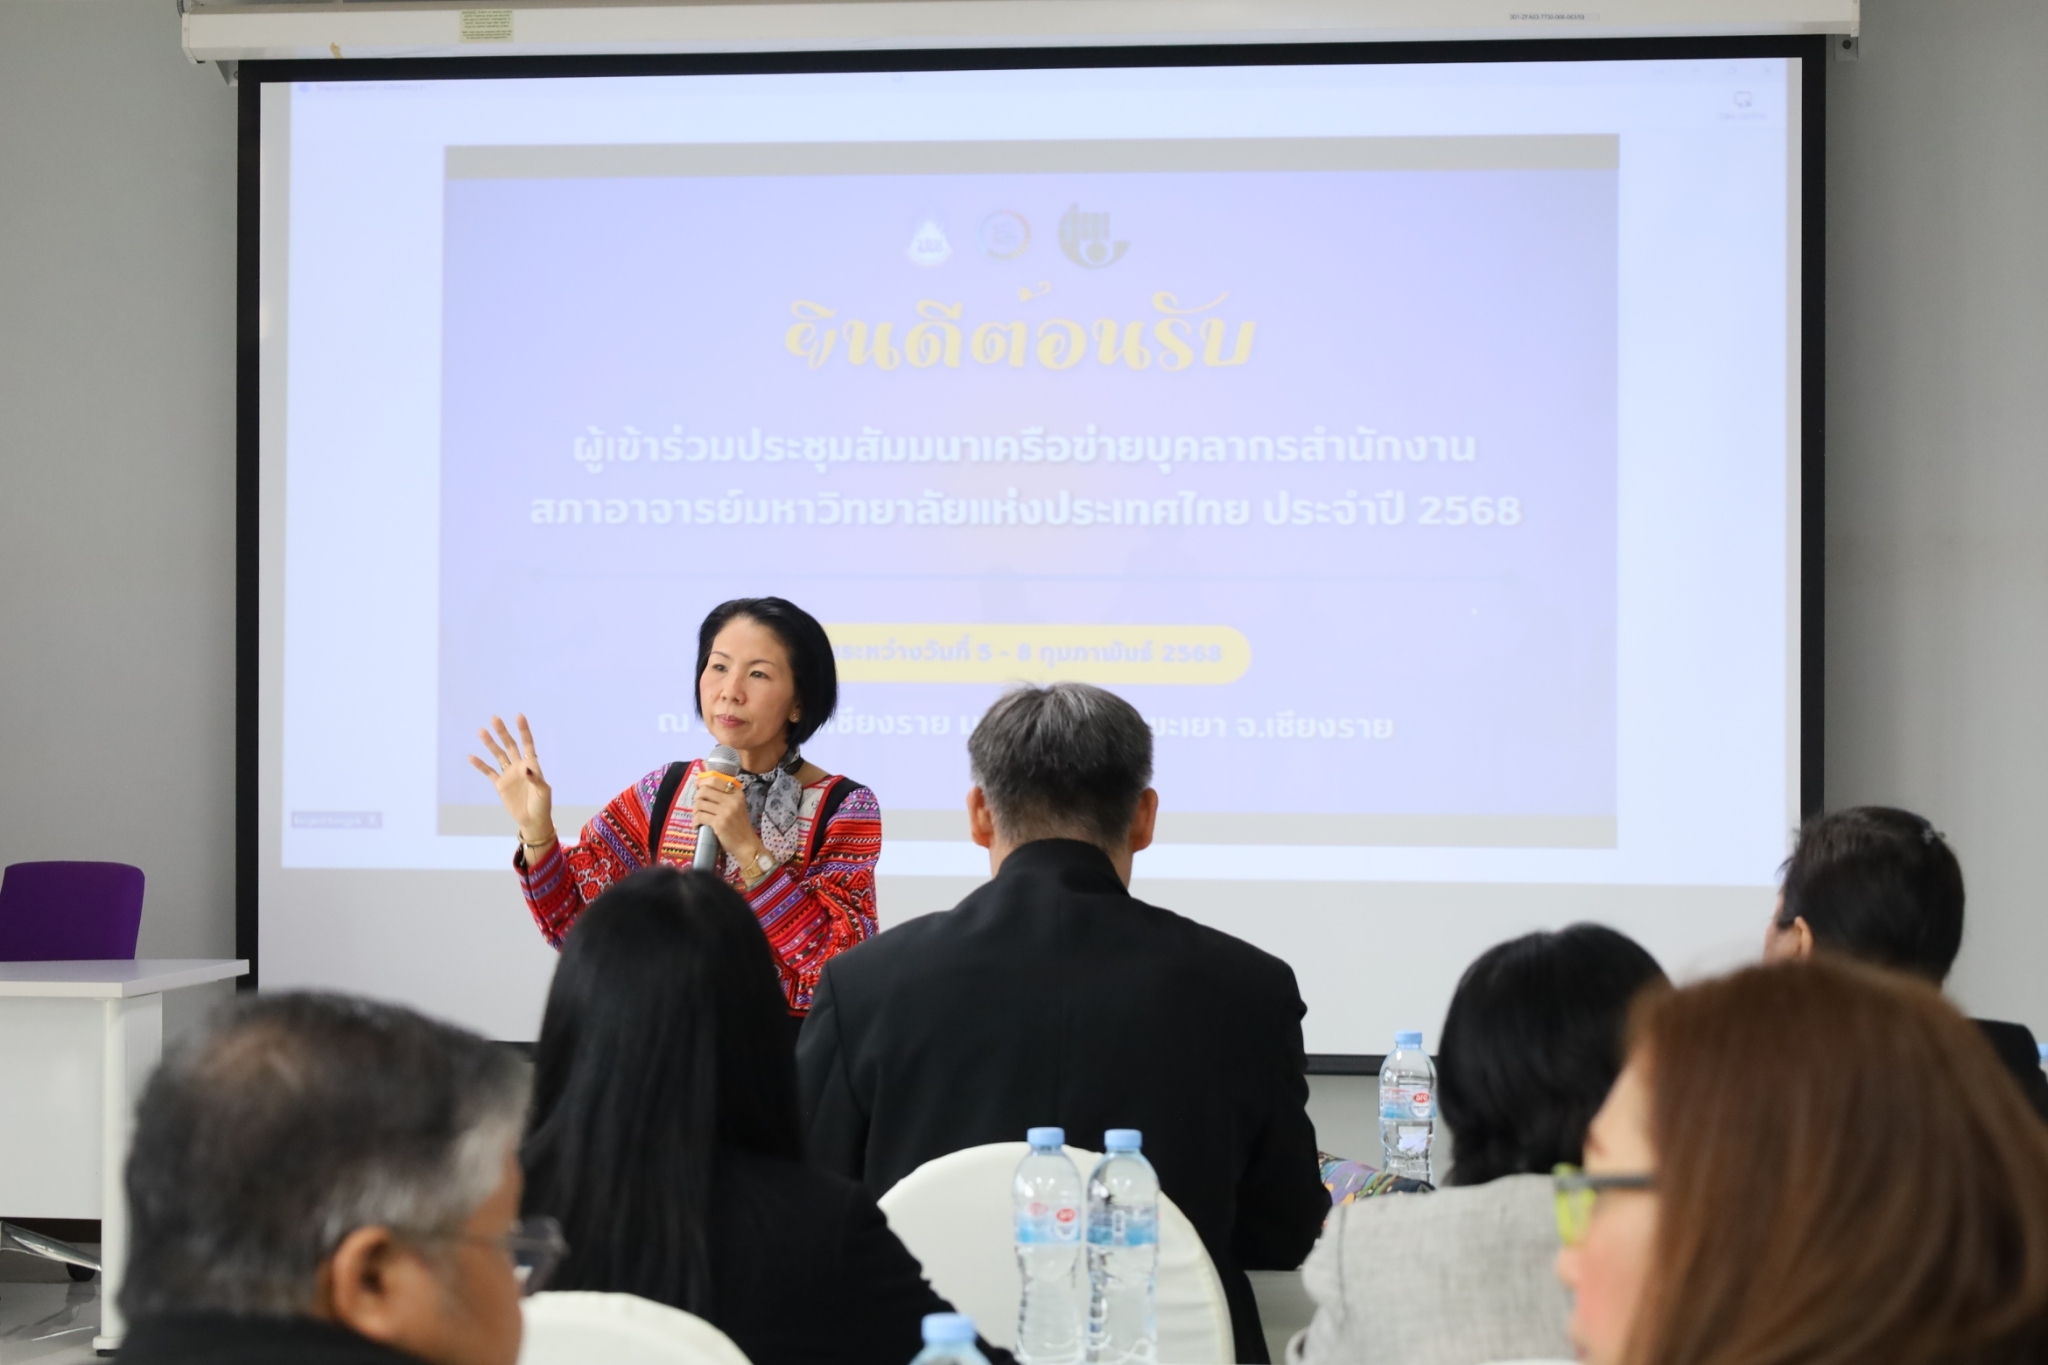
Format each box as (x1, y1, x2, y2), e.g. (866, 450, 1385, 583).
(1552, 1164, 1654, 1247)
(418, 1215, 568, 1296)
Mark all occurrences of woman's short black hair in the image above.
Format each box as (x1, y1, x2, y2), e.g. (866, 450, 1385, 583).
(1437, 923, 1668, 1187)
(1777, 805, 1964, 982)
(693, 597, 838, 748)
(520, 867, 801, 1315)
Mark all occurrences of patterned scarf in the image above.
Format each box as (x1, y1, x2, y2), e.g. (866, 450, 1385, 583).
(740, 747, 807, 861)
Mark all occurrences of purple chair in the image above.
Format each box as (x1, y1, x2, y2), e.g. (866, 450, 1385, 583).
(0, 861, 145, 961)
(0, 861, 143, 1280)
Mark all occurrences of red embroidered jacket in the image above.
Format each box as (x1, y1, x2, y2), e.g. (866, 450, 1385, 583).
(516, 759, 880, 1013)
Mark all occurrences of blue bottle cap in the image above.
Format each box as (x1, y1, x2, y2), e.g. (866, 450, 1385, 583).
(923, 1314, 977, 1345)
(1104, 1128, 1143, 1152)
(1027, 1126, 1066, 1148)
(1394, 1030, 1424, 1050)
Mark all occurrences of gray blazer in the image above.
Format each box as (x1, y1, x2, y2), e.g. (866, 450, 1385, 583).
(1285, 1174, 1573, 1365)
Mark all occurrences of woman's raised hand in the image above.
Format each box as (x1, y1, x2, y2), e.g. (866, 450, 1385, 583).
(469, 714, 555, 846)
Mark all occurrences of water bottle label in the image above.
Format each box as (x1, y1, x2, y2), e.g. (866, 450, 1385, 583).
(1017, 1201, 1082, 1244)
(1086, 1205, 1159, 1247)
(1380, 1083, 1434, 1120)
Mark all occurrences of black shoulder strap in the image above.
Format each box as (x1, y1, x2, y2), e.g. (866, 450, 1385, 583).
(647, 761, 689, 862)
(803, 778, 862, 864)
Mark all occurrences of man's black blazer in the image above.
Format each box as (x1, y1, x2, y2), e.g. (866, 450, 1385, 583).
(797, 838, 1329, 1364)
(1975, 1017, 2048, 1120)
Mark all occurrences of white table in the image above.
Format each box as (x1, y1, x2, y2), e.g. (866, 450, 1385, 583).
(0, 959, 248, 1350)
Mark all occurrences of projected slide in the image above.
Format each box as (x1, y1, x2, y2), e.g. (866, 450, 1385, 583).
(436, 137, 1618, 847)
(261, 58, 1801, 1046)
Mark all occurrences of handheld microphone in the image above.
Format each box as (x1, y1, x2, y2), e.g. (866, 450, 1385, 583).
(691, 745, 743, 871)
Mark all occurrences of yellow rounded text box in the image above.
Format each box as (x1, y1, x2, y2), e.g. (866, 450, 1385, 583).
(828, 624, 1250, 685)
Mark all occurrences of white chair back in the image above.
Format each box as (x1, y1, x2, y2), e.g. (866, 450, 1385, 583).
(877, 1142, 1234, 1365)
(520, 1290, 754, 1365)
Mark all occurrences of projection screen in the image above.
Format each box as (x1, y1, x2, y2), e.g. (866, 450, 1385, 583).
(249, 43, 1817, 1057)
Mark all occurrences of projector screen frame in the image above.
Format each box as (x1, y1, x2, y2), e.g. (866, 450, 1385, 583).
(234, 35, 1828, 1072)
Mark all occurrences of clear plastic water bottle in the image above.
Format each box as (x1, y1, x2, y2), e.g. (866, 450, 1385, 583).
(1085, 1129, 1159, 1365)
(2037, 1041, 2047, 1081)
(1015, 1127, 1084, 1365)
(1378, 1030, 1437, 1184)
(910, 1313, 989, 1365)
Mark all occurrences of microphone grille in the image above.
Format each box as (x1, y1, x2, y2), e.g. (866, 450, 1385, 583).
(705, 744, 742, 776)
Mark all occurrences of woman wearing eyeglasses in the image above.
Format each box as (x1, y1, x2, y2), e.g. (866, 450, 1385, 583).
(1287, 925, 1666, 1365)
(518, 867, 1006, 1365)
(1554, 957, 2048, 1365)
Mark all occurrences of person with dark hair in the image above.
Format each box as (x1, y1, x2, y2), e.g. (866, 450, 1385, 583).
(1555, 958, 2048, 1365)
(118, 992, 543, 1365)
(522, 866, 990, 1365)
(472, 596, 880, 1034)
(798, 682, 1327, 1364)
(1287, 925, 1667, 1365)
(1439, 925, 1669, 1186)
(1765, 805, 2048, 1117)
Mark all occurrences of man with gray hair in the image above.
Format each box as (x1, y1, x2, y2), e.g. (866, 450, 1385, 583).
(117, 992, 552, 1365)
(799, 683, 1326, 1363)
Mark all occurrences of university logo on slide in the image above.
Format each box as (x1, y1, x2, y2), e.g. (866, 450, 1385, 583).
(978, 210, 1031, 260)
(906, 218, 952, 267)
(1058, 203, 1128, 268)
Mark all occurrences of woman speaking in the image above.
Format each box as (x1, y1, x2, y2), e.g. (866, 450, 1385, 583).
(469, 597, 879, 1032)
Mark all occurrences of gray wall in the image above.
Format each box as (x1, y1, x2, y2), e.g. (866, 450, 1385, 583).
(1826, 1, 2048, 1026)
(0, 0, 2042, 1042)
(0, 0, 239, 1032)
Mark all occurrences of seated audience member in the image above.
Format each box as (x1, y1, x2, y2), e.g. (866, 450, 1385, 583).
(119, 993, 538, 1365)
(1289, 925, 1667, 1365)
(1557, 958, 2048, 1365)
(798, 682, 1328, 1364)
(520, 866, 996, 1365)
(1765, 804, 2048, 1116)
